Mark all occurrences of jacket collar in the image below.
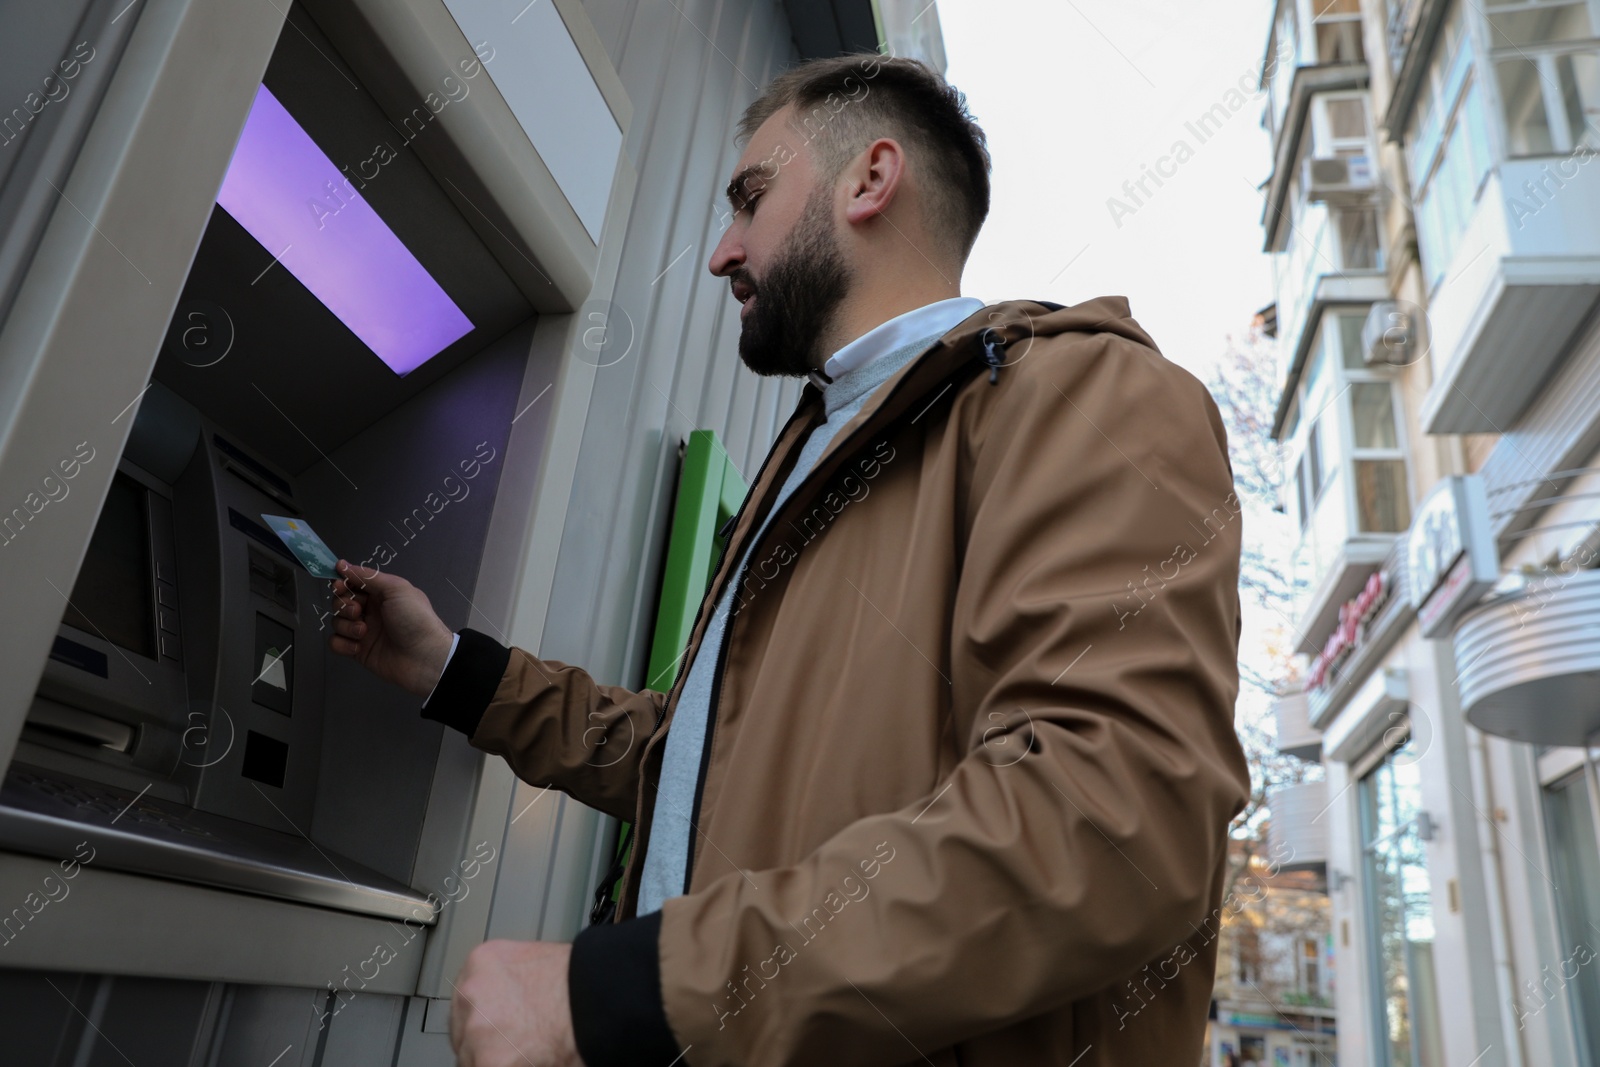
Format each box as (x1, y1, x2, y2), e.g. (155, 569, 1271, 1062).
(722, 296, 1147, 611)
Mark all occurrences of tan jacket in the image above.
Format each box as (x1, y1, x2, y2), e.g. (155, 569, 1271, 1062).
(428, 297, 1251, 1066)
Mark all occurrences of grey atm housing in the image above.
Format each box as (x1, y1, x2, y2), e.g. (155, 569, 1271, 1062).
(4, 0, 558, 929)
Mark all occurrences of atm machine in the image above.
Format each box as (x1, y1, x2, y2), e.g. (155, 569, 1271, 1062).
(0, 0, 641, 1059)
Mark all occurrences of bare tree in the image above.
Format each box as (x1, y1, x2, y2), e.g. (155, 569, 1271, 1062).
(1206, 317, 1322, 902)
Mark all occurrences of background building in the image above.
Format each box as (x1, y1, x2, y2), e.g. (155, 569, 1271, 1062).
(0, 0, 947, 1062)
(1207, 835, 1339, 1067)
(1258, 1, 1600, 1065)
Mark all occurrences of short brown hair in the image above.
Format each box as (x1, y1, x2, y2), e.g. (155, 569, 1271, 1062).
(736, 55, 991, 261)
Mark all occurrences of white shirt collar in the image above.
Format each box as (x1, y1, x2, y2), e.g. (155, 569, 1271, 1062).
(819, 297, 987, 381)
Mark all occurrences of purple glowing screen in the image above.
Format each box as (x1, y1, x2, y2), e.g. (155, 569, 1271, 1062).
(216, 84, 472, 375)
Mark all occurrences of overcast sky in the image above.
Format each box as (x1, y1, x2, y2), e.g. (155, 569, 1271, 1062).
(939, 0, 1291, 725)
(941, 0, 1278, 380)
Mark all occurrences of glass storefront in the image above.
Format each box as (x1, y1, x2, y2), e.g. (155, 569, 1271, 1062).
(1543, 767, 1600, 1061)
(1361, 734, 1445, 1067)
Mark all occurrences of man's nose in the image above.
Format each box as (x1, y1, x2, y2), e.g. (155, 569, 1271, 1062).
(708, 225, 743, 278)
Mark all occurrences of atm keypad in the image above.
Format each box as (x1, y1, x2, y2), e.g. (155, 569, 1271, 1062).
(11, 768, 215, 838)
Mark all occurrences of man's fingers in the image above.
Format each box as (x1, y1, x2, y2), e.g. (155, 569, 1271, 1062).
(330, 579, 371, 608)
(330, 617, 364, 640)
(336, 558, 392, 593)
(329, 634, 359, 658)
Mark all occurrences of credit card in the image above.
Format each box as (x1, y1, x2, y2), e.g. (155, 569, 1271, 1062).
(261, 514, 340, 579)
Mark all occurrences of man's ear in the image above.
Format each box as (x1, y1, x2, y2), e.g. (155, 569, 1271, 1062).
(842, 137, 907, 227)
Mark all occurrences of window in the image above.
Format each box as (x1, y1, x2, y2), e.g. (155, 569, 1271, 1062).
(1301, 936, 1322, 997)
(1285, 311, 1411, 588)
(1351, 382, 1400, 447)
(1543, 768, 1600, 1061)
(1308, 421, 1326, 496)
(1339, 310, 1370, 368)
(1346, 371, 1410, 533)
(1362, 733, 1446, 1067)
(1313, 92, 1374, 156)
(1488, 0, 1600, 156)
(1335, 204, 1383, 268)
(1236, 923, 1262, 985)
(1315, 0, 1366, 64)
(1355, 460, 1411, 531)
(1326, 96, 1369, 138)
(1304, 336, 1331, 403)
(1307, 94, 1384, 271)
(1298, 456, 1313, 531)
(1408, 4, 1493, 290)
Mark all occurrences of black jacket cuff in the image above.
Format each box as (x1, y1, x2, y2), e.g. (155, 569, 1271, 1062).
(419, 628, 509, 737)
(568, 911, 680, 1066)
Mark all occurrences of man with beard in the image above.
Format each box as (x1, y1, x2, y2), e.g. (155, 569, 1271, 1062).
(329, 55, 1249, 1067)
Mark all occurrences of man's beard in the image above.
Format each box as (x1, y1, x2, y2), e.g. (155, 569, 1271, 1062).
(734, 188, 852, 377)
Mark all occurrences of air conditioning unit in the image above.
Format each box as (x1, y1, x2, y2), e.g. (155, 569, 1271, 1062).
(1303, 155, 1375, 201)
(1361, 300, 1424, 366)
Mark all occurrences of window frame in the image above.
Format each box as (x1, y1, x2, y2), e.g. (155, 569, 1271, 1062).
(1337, 324, 1413, 534)
(1484, 0, 1600, 157)
(1284, 308, 1413, 543)
(1408, 2, 1497, 293)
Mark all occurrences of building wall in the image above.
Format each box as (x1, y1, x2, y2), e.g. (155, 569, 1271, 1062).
(1263, 1, 1600, 1064)
(541, 0, 804, 695)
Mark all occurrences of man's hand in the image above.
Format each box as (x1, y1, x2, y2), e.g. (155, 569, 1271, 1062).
(450, 940, 584, 1067)
(327, 560, 455, 698)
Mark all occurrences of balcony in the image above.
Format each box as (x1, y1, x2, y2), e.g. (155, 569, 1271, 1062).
(1268, 780, 1330, 872)
(1421, 161, 1600, 434)
(1454, 568, 1600, 745)
(1274, 688, 1323, 762)
(1271, 232, 1389, 413)
(1294, 534, 1396, 657)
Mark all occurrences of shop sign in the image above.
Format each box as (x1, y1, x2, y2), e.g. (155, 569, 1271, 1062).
(1308, 571, 1388, 691)
(1407, 475, 1498, 638)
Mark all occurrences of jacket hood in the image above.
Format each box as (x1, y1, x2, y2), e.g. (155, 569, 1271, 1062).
(793, 296, 1160, 476)
(940, 295, 1157, 354)
(801, 297, 1157, 413)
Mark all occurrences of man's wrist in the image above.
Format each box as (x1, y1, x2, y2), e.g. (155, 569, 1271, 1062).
(420, 631, 460, 703)
(421, 628, 511, 736)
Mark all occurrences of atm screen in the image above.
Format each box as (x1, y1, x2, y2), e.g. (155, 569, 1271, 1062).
(60, 472, 155, 660)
